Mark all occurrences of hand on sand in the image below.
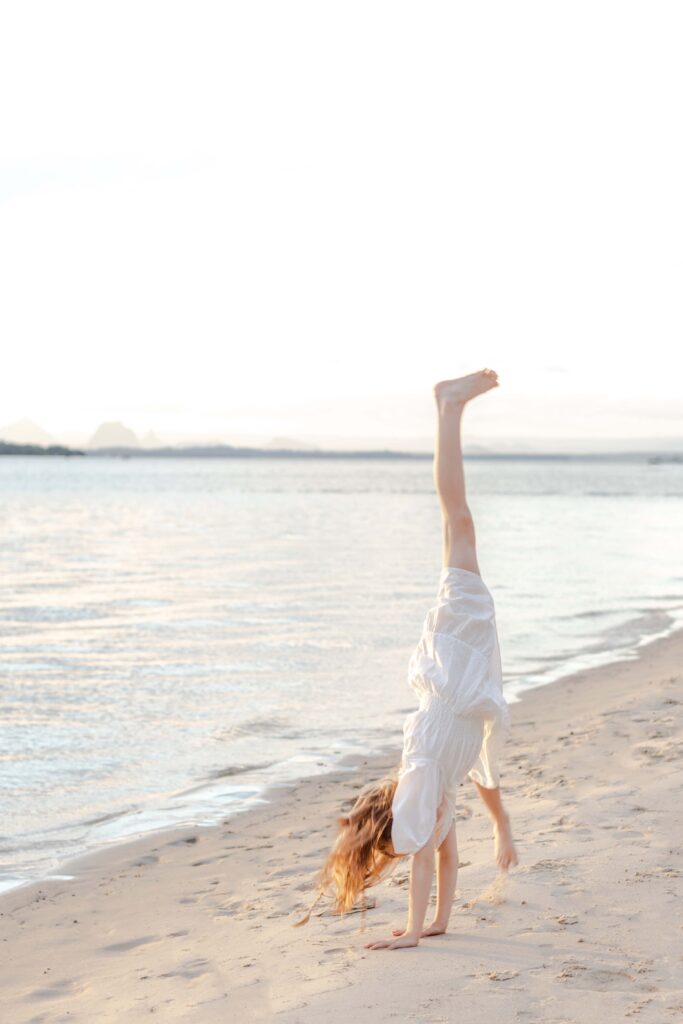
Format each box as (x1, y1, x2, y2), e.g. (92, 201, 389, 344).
(365, 932, 420, 951)
(392, 923, 446, 938)
(494, 815, 519, 871)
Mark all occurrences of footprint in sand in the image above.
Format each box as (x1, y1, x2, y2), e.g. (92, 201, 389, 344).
(617, 829, 647, 840)
(487, 969, 519, 982)
(168, 835, 199, 847)
(132, 854, 159, 867)
(267, 866, 300, 879)
(556, 961, 642, 991)
(160, 958, 211, 980)
(30, 978, 87, 1002)
(627, 866, 681, 882)
(100, 935, 159, 954)
(523, 858, 573, 874)
(625, 997, 654, 1017)
(635, 740, 683, 763)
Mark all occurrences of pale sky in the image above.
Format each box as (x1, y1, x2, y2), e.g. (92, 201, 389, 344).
(1, 2, 682, 447)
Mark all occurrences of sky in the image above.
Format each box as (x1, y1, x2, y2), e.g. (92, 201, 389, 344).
(1, 1, 682, 450)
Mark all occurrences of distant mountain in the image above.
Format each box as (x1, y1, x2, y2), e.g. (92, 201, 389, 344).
(87, 421, 140, 449)
(85, 443, 432, 459)
(0, 418, 56, 446)
(0, 441, 83, 456)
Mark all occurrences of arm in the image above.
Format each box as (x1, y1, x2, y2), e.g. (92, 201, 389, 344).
(365, 836, 436, 950)
(386, 811, 460, 943)
(431, 822, 459, 933)
(405, 838, 435, 940)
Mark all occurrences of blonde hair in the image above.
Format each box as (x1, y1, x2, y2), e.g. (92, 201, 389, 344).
(294, 773, 403, 926)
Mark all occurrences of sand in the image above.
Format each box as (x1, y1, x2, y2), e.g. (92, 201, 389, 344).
(1, 629, 682, 1023)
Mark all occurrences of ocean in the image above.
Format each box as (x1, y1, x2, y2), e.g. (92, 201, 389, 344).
(1, 454, 681, 891)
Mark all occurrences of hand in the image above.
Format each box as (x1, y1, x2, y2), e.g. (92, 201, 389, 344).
(494, 815, 519, 871)
(365, 932, 420, 950)
(392, 922, 446, 938)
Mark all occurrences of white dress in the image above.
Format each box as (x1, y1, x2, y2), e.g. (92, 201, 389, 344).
(391, 566, 509, 856)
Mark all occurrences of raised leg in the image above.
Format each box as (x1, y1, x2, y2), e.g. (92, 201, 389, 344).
(433, 369, 499, 574)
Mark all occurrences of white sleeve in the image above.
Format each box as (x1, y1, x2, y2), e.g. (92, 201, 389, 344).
(467, 714, 506, 790)
(390, 757, 441, 856)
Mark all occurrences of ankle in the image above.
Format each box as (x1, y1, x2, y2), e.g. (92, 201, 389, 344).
(436, 395, 465, 416)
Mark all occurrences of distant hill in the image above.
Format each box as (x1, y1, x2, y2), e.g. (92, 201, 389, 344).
(83, 445, 681, 461)
(0, 441, 83, 456)
(0, 418, 56, 446)
(86, 444, 431, 459)
(88, 421, 140, 449)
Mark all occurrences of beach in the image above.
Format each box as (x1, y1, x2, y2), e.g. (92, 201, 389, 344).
(1, 627, 681, 1022)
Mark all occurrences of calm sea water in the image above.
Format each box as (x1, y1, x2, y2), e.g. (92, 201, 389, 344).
(1, 455, 682, 891)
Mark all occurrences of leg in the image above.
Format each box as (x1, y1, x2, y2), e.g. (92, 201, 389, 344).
(473, 781, 519, 871)
(433, 369, 499, 573)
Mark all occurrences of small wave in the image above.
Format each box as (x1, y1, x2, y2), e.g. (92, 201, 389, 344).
(567, 608, 624, 620)
(208, 761, 275, 780)
(80, 810, 131, 828)
(0, 606, 105, 623)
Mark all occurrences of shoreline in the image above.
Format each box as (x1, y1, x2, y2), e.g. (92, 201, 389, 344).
(1, 627, 682, 1021)
(3, 613, 681, 898)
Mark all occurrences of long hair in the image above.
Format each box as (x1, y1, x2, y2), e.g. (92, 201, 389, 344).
(295, 773, 403, 926)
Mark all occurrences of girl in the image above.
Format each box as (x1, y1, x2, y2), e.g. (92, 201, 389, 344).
(301, 369, 518, 950)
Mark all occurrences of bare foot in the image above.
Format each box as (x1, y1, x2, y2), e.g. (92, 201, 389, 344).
(434, 368, 499, 410)
(365, 932, 420, 951)
(392, 922, 446, 938)
(494, 813, 519, 871)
